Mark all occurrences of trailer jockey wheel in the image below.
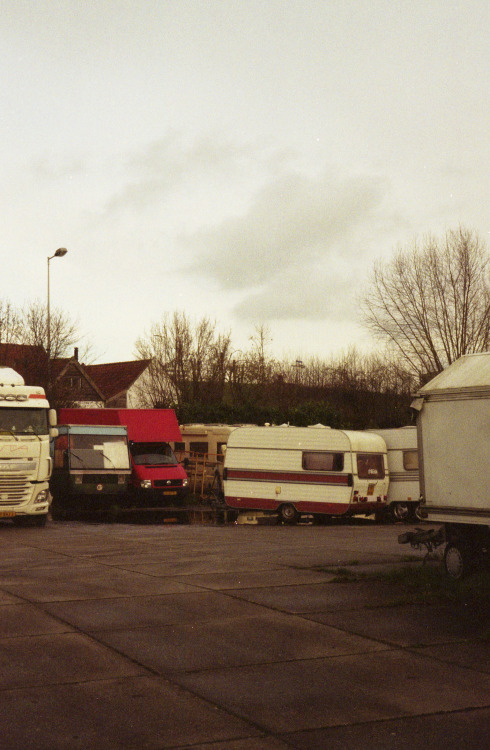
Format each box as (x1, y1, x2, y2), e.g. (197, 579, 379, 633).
(279, 504, 300, 525)
(444, 543, 472, 580)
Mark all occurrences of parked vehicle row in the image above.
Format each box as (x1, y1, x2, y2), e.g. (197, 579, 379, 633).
(51, 409, 189, 517)
(2, 352, 488, 580)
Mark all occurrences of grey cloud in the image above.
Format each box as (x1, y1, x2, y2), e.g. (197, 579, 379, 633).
(186, 171, 387, 291)
(105, 133, 278, 214)
(232, 268, 356, 322)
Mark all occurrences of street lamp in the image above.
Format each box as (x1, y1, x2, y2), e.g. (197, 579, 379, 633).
(47, 248, 68, 385)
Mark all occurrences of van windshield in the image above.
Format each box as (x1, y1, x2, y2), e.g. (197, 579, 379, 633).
(130, 441, 178, 466)
(0, 407, 48, 435)
(67, 434, 130, 470)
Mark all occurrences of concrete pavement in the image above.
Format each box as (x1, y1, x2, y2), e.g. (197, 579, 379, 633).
(0, 518, 488, 749)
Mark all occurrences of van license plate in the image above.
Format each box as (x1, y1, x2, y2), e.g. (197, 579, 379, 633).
(163, 490, 177, 496)
(0, 511, 15, 518)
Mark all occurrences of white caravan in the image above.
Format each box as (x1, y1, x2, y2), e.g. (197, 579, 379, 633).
(411, 352, 490, 577)
(223, 424, 388, 523)
(369, 427, 420, 521)
(0, 368, 57, 526)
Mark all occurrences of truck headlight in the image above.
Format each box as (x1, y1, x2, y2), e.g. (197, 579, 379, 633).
(35, 489, 48, 504)
(182, 478, 189, 488)
(140, 479, 152, 489)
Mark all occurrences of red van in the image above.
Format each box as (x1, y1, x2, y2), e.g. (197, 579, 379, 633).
(59, 409, 189, 507)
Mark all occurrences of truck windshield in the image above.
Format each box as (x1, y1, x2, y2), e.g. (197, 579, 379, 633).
(0, 407, 48, 435)
(68, 434, 130, 470)
(130, 441, 178, 466)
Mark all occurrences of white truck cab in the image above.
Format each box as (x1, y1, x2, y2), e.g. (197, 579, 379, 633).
(0, 367, 57, 527)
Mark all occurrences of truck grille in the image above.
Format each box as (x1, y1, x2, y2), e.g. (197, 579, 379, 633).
(82, 474, 119, 485)
(0, 474, 31, 506)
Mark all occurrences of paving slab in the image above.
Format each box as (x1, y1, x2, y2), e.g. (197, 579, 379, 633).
(0, 603, 74, 637)
(171, 568, 336, 590)
(411, 641, 490, 673)
(0, 589, 24, 605)
(179, 737, 293, 749)
(0, 632, 144, 689)
(1, 562, 201, 601)
(1, 675, 260, 750)
(175, 650, 490, 734)
(228, 580, 410, 613)
(95, 611, 387, 673)
(0, 521, 487, 749)
(282, 707, 490, 750)
(306, 602, 490, 647)
(43, 590, 271, 631)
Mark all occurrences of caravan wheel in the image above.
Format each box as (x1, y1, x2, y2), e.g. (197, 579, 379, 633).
(279, 504, 300, 525)
(392, 503, 410, 522)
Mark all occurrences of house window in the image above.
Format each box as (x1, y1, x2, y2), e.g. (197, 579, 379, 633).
(302, 451, 344, 472)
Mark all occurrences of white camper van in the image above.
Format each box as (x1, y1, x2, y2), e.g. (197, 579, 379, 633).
(223, 425, 388, 523)
(411, 352, 490, 577)
(369, 427, 421, 521)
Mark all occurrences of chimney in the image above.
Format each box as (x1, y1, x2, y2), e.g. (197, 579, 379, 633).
(74, 347, 79, 361)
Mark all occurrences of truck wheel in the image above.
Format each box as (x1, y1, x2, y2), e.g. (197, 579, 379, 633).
(392, 503, 410, 522)
(444, 543, 472, 580)
(279, 504, 300, 525)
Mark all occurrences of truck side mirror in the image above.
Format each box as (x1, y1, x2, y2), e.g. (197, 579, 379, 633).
(49, 409, 57, 427)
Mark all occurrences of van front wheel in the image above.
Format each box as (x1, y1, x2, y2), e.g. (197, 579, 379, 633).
(278, 504, 300, 525)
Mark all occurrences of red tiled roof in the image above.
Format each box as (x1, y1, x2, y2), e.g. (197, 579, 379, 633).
(85, 360, 151, 400)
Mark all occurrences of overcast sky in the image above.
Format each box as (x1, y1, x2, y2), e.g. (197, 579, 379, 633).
(2, 0, 489, 364)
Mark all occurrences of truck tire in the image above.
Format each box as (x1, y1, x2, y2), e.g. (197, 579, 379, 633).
(444, 543, 472, 580)
(279, 503, 300, 525)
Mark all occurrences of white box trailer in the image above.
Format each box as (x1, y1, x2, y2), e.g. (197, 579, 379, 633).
(411, 352, 490, 577)
(368, 427, 421, 522)
(223, 425, 388, 523)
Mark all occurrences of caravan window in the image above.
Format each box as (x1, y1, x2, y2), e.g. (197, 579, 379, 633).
(357, 453, 385, 479)
(190, 441, 208, 455)
(403, 450, 419, 471)
(302, 452, 344, 472)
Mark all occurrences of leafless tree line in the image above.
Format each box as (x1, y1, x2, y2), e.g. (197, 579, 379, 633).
(0, 300, 80, 361)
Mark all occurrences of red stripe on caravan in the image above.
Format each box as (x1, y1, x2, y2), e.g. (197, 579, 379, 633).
(226, 469, 349, 486)
(225, 496, 352, 515)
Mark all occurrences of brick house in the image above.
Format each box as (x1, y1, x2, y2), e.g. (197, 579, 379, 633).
(0, 344, 151, 408)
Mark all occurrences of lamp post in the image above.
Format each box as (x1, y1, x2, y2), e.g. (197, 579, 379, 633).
(47, 248, 68, 387)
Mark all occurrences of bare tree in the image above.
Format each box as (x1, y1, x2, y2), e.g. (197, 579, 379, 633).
(362, 227, 490, 377)
(21, 300, 80, 361)
(134, 312, 232, 408)
(0, 300, 22, 346)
